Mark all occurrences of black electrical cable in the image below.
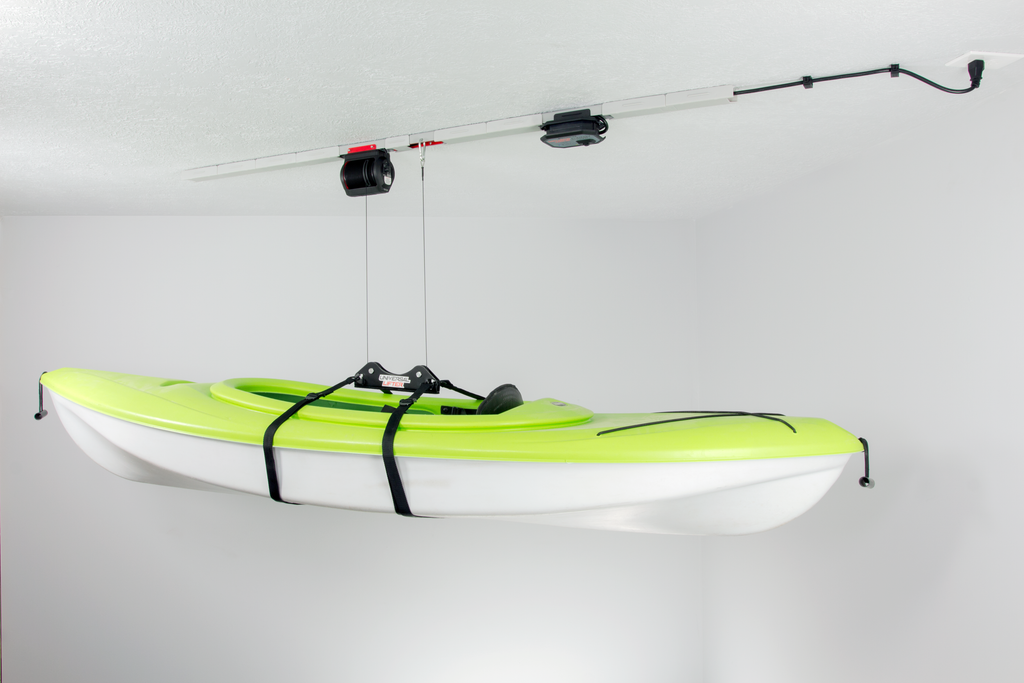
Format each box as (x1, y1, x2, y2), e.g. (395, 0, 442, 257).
(734, 60, 984, 97)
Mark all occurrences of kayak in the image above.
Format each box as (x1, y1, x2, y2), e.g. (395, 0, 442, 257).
(39, 366, 864, 535)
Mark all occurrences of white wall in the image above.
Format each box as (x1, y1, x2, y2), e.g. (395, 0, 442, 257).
(9, 79, 1021, 683)
(696, 81, 1024, 680)
(0, 215, 702, 682)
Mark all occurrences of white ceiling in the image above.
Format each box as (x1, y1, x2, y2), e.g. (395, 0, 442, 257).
(2, 0, 1023, 219)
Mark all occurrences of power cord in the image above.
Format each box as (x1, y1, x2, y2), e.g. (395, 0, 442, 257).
(735, 60, 984, 96)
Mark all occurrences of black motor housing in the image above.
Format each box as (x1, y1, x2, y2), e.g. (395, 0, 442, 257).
(341, 150, 395, 196)
(540, 109, 608, 148)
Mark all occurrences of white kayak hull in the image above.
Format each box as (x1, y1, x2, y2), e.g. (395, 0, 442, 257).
(53, 394, 853, 535)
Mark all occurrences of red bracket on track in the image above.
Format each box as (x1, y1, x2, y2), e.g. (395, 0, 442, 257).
(409, 141, 443, 149)
(347, 144, 378, 154)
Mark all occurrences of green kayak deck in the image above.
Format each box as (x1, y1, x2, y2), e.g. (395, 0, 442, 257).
(41, 368, 862, 464)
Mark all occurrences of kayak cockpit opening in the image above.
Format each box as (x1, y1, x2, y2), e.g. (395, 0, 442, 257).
(249, 391, 434, 415)
(249, 382, 523, 417)
(212, 363, 531, 420)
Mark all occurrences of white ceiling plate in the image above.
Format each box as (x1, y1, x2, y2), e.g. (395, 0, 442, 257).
(666, 85, 738, 108)
(946, 51, 1024, 69)
(218, 159, 256, 175)
(295, 146, 343, 163)
(255, 153, 300, 170)
(385, 135, 411, 148)
(603, 94, 668, 117)
(487, 114, 544, 135)
(434, 122, 489, 142)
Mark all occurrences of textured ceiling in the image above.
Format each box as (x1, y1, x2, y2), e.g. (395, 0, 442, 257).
(2, 0, 1023, 218)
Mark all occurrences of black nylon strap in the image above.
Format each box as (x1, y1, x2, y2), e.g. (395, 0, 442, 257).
(380, 382, 431, 517)
(261, 364, 479, 513)
(262, 376, 357, 504)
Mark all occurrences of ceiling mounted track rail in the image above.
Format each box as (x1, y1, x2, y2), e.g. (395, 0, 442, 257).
(183, 50, 1019, 182)
(182, 85, 737, 181)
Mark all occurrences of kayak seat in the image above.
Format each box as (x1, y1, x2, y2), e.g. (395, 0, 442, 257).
(476, 384, 524, 415)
